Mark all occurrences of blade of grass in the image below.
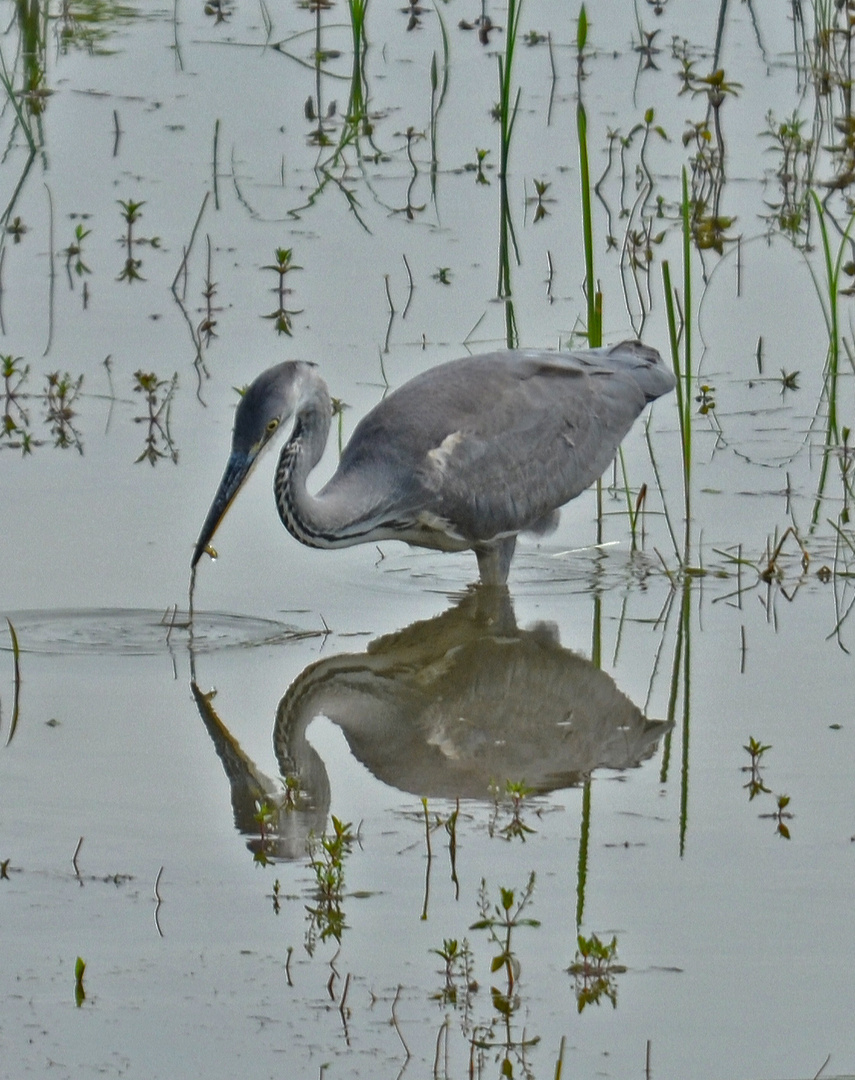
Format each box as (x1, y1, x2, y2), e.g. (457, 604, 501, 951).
(5, 617, 21, 746)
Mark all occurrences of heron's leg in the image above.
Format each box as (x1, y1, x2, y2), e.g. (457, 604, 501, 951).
(474, 537, 516, 585)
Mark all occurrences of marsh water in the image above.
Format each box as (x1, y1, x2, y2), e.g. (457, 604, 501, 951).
(2, 2, 855, 1078)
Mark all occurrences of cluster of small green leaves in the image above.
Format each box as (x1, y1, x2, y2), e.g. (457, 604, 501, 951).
(742, 737, 793, 839)
(568, 932, 625, 1012)
(263, 248, 302, 335)
(133, 370, 178, 465)
(488, 779, 536, 841)
(305, 815, 355, 953)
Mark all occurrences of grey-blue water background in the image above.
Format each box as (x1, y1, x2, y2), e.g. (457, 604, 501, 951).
(2, 2, 854, 1078)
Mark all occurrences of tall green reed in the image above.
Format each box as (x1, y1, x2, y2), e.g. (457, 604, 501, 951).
(661, 167, 693, 562)
(806, 189, 855, 527)
(497, 0, 522, 348)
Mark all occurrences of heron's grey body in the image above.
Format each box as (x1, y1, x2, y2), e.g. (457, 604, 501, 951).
(192, 341, 674, 584)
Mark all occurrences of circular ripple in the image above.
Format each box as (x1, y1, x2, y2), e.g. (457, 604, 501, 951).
(0, 609, 317, 656)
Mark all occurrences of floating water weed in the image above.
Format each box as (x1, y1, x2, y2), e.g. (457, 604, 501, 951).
(1, 354, 30, 446)
(117, 198, 146, 283)
(74, 956, 86, 1007)
(568, 933, 624, 1011)
(489, 779, 535, 841)
(63, 222, 91, 284)
(741, 736, 772, 800)
(263, 247, 302, 335)
(468, 147, 491, 185)
(132, 370, 178, 465)
(44, 371, 83, 452)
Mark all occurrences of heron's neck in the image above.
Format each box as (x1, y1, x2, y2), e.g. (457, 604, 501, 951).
(273, 393, 346, 549)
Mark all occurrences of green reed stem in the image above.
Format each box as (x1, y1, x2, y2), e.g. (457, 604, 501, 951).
(661, 167, 693, 561)
(577, 101, 601, 348)
(807, 189, 855, 525)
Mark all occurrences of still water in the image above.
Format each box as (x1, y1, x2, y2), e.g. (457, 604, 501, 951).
(1, 2, 854, 1078)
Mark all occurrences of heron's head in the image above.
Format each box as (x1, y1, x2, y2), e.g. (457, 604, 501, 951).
(191, 361, 309, 568)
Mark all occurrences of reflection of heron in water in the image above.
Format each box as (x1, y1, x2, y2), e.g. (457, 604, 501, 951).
(192, 342, 674, 584)
(191, 588, 671, 860)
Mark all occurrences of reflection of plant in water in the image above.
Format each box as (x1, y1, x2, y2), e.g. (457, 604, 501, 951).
(471, 873, 538, 998)
(742, 737, 771, 800)
(805, 192, 855, 527)
(761, 111, 815, 245)
(466, 147, 491, 185)
(673, 42, 739, 260)
(1, 355, 30, 442)
(5, 216, 27, 242)
(741, 738, 795, 838)
(431, 937, 476, 1010)
(133, 370, 178, 465)
(45, 371, 84, 452)
(568, 933, 625, 1012)
(488, 779, 535, 841)
(764, 794, 794, 840)
(63, 222, 92, 286)
(469, 873, 540, 1080)
(74, 956, 86, 1008)
(252, 799, 278, 867)
(57, 0, 139, 56)
(263, 247, 302, 335)
(527, 178, 552, 223)
(117, 198, 160, 283)
(15, 0, 50, 116)
(304, 815, 354, 954)
(203, 0, 233, 25)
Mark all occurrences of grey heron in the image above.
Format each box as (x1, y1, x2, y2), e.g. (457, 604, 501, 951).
(191, 341, 675, 584)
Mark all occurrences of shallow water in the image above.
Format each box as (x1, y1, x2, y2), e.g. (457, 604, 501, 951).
(2, 2, 855, 1078)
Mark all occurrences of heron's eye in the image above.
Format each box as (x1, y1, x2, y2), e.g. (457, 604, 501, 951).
(266, 418, 279, 434)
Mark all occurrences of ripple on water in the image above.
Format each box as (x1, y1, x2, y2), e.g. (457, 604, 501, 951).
(0, 608, 318, 656)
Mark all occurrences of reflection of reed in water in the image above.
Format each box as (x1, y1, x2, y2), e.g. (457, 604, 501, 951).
(192, 587, 670, 860)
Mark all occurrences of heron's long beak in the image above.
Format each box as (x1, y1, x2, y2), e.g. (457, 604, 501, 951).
(191, 450, 257, 568)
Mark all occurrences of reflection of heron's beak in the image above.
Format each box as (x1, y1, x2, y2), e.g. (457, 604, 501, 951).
(191, 450, 256, 567)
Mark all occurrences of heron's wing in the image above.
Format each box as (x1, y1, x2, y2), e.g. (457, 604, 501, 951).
(321, 343, 673, 542)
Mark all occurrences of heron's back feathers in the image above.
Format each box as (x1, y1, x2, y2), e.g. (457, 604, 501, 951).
(317, 341, 674, 547)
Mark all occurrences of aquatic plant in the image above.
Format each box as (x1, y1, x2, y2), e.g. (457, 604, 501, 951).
(132, 370, 178, 465)
(431, 937, 476, 1009)
(74, 956, 86, 1007)
(471, 872, 539, 998)
(489, 779, 535, 841)
(662, 167, 694, 562)
(568, 933, 625, 1011)
(263, 247, 302, 335)
(305, 815, 354, 953)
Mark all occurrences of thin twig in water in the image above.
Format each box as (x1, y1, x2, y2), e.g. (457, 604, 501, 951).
(339, 971, 351, 1033)
(72, 836, 83, 879)
(171, 190, 210, 296)
(5, 618, 20, 747)
(813, 1053, 831, 1080)
(402, 253, 414, 318)
(391, 984, 410, 1058)
(327, 948, 340, 999)
(154, 865, 164, 937)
